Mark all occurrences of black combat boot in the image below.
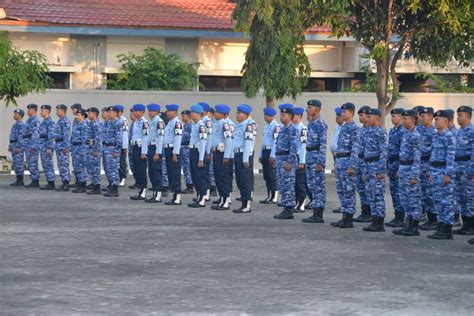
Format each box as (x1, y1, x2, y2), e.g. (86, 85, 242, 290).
(428, 223, 453, 240)
(103, 185, 119, 197)
(10, 175, 24, 186)
(363, 216, 386, 232)
(130, 188, 146, 200)
(453, 213, 461, 227)
(302, 208, 324, 223)
(182, 184, 195, 194)
(212, 197, 230, 210)
(86, 183, 94, 190)
(25, 179, 39, 188)
(87, 184, 101, 195)
(102, 183, 112, 192)
(40, 181, 55, 190)
(71, 182, 86, 193)
(386, 211, 405, 227)
(233, 199, 251, 213)
(55, 180, 70, 192)
(354, 205, 372, 222)
(392, 219, 410, 235)
(332, 207, 341, 214)
(419, 212, 437, 231)
(452, 216, 474, 235)
(70, 174, 78, 188)
(332, 213, 354, 228)
(401, 219, 420, 236)
(273, 207, 293, 219)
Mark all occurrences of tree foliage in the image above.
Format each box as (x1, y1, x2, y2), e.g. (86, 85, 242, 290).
(233, 0, 473, 113)
(0, 31, 51, 106)
(107, 48, 199, 91)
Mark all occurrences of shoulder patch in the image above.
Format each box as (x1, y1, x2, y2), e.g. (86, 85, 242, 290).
(300, 128, 308, 143)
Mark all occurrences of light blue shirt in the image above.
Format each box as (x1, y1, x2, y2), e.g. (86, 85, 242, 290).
(131, 116, 149, 155)
(119, 115, 129, 150)
(202, 115, 213, 154)
(233, 117, 256, 163)
(164, 117, 183, 155)
(210, 117, 234, 159)
(190, 119, 208, 161)
(148, 115, 165, 155)
(294, 121, 307, 164)
(331, 124, 342, 154)
(260, 119, 279, 158)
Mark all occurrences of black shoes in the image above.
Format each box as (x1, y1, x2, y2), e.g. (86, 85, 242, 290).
(354, 205, 372, 222)
(363, 216, 386, 232)
(128, 183, 139, 190)
(452, 216, 474, 235)
(393, 219, 420, 236)
(102, 184, 112, 192)
(145, 191, 162, 203)
(211, 197, 230, 210)
(302, 208, 325, 223)
(71, 182, 86, 193)
(419, 212, 437, 231)
(331, 213, 354, 228)
(24, 179, 39, 188)
(165, 193, 182, 205)
(427, 223, 453, 240)
(332, 207, 341, 214)
(130, 188, 146, 200)
(385, 211, 405, 228)
(87, 184, 101, 195)
(274, 207, 294, 219)
(233, 200, 251, 213)
(188, 194, 206, 208)
(103, 185, 119, 197)
(10, 175, 24, 186)
(55, 181, 70, 192)
(40, 181, 55, 191)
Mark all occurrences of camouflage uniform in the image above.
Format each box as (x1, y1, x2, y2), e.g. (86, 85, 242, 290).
(39, 117, 56, 182)
(53, 116, 71, 183)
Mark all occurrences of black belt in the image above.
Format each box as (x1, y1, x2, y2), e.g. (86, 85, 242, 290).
(181, 142, 190, 146)
(39, 135, 48, 139)
(421, 155, 431, 162)
(335, 152, 351, 158)
(103, 142, 116, 147)
(23, 134, 32, 138)
(276, 150, 290, 156)
(364, 156, 380, 163)
(306, 146, 320, 151)
(358, 153, 364, 159)
(431, 161, 447, 167)
(400, 160, 414, 165)
(388, 155, 400, 162)
(9, 139, 18, 144)
(454, 156, 471, 162)
(72, 142, 83, 146)
(55, 138, 64, 142)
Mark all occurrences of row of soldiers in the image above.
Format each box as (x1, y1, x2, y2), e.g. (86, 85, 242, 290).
(8, 100, 474, 243)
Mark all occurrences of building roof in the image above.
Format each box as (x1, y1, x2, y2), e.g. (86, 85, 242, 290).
(0, 0, 331, 33)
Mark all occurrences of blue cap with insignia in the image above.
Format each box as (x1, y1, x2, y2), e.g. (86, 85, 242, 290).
(293, 107, 305, 115)
(114, 105, 125, 112)
(190, 105, 203, 114)
(27, 104, 38, 109)
(40, 104, 52, 111)
(281, 107, 294, 115)
(146, 103, 161, 112)
(198, 102, 211, 112)
(14, 109, 25, 116)
(307, 99, 321, 107)
(434, 110, 449, 118)
(132, 103, 146, 112)
(367, 108, 382, 117)
(166, 104, 180, 112)
(56, 104, 67, 111)
(421, 106, 434, 114)
(335, 107, 342, 116)
(263, 107, 277, 117)
(341, 102, 355, 111)
(390, 108, 404, 115)
(87, 107, 99, 114)
(445, 109, 455, 119)
(403, 109, 418, 117)
(237, 104, 252, 114)
(215, 104, 230, 114)
(279, 103, 293, 110)
(457, 105, 472, 114)
(358, 105, 371, 114)
(413, 105, 425, 113)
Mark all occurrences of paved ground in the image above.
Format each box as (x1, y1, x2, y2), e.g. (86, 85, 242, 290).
(0, 174, 473, 315)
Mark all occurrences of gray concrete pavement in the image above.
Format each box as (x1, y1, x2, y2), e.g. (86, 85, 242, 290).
(0, 174, 473, 315)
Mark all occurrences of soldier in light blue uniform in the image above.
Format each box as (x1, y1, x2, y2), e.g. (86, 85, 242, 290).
(272, 104, 298, 219)
(180, 110, 194, 194)
(115, 105, 129, 187)
(9, 109, 26, 186)
(163, 104, 184, 205)
(69, 103, 82, 188)
(24, 104, 41, 188)
(198, 102, 216, 199)
(385, 108, 405, 227)
(144, 103, 165, 203)
(206, 107, 217, 196)
(331, 102, 359, 228)
(361, 108, 388, 232)
(129, 104, 149, 200)
(70, 109, 89, 193)
(128, 108, 137, 189)
(452, 106, 474, 235)
(102, 106, 123, 197)
(427, 110, 456, 240)
(292, 107, 308, 213)
(232, 104, 256, 214)
(38, 105, 56, 190)
(210, 105, 234, 210)
(53, 104, 71, 191)
(259, 107, 279, 204)
(85, 107, 103, 195)
(302, 99, 328, 224)
(393, 110, 422, 236)
(187, 105, 209, 207)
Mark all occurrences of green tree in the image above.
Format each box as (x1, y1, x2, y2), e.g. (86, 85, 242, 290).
(233, 0, 473, 113)
(107, 48, 199, 91)
(0, 31, 51, 106)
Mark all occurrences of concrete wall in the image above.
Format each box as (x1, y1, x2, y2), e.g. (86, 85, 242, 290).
(1, 90, 473, 171)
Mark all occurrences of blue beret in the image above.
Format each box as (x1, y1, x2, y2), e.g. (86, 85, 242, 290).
(237, 104, 252, 114)
(132, 103, 146, 112)
(14, 109, 25, 116)
(190, 104, 203, 114)
(457, 105, 472, 114)
(215, 104, 230, 114)
(367, 108, 382, 116)
(40, 104, 52, 111)
(335, 107, 342, 116)
(146, 103, 161, 112)
(114, 105, 125, 112)
(165, 104, 180, 112)
(403, 109, 418, 117)
(358, 105, 371, 114)
(390, 108, 404, 115)
(341, 102, 355, 111)
(56, 104, 67, 111)
(27, 104, 38, 109)
(307, 99, 321, 107)
(198, 102, 211, 112)
(434, 110, 449, 118)
(293, 107, 305, 115)
(281, 107, 294, 115)
(421, 106, 434, 114)
(445, 109, 455, 119)
(413, 105, 425, 113)
(263, 107, 277, 117)
(279, 103, 294, 110)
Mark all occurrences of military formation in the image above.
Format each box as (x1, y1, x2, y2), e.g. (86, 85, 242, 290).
(7, 101, 474, 244)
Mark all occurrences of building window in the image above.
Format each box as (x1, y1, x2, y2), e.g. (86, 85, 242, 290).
(48, 72, 70, 89)
(199, 76, 243, 92)
(303, 78, 339, 92)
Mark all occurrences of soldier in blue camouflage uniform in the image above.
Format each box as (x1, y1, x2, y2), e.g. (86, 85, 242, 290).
(393, 110, 422, 236)
(427, 110, 456, 240)
(417, 107, 437, 230)
(9, 109, 26, 186)
(302, 99, 327, 224)
(53, 104, 72, 191)
(259, 107, 279, 204)
(103, 106, 123, 197)
(180, 110, 194, 194)
(452, 106, 474, 235)
(38, 105, 56, 190)
(70, 109, 89, 193)
(445, 109, 461, 226)
(331, 102, 359, 228)
(385, 108, 405, 227)
(69, 103, 82, 188)
(361, 108, 388, 232)
(24, 104, 41, 188)
(85, 107, 103, 195)
(353, 106, 372, 222)
(100, 107, 111, 191)
(272, 104, 298, 219)
(232, 104, 256, 214)
(292, 107, 308, 212)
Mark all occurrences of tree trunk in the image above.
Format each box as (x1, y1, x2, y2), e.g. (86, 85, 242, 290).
(375, 58, 389, 117)
(265, 96, 276, 108)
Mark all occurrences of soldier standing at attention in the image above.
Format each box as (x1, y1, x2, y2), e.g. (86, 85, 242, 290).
(38, 105, 56, 190)
(302, 99, 328, 224)
(115, 105, 129, 187)
(128, 108, 138, 189)
(385, 108, 405, 228)
(100, 107, 111, 192)
(272, 104, 298, 219)
(331, 102, 359, 228)
(144, 103, 165, 203)
(180, 109, 194, 194)
(129, 104, 149, 200)
(452, 106, 474, 235)
(292, 107, 308, 212)
(210, 105, 234, 211)
(70, 109, 89, 193)
(331, 107, 344, 213)
(232, 104, 256, 214)
(187, 105, 209, 208)
(85, 107, 103, 195)
(362, 108, 388, 232)
(427, 110, 456, 240)
(69, 103, 82, 188)
(163, 104, 184, 205)
(24, 104, 41, 188)
(259, 107, 279, 204)
(9, 109, 26, 186)
(445, 109, 461, 227)
(206, 106, 218, 198)
(102, 106, 123, 197)
(198, 102, 216, 200)
(393, 110, 422, 236)
(53, 104, 72, 192)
